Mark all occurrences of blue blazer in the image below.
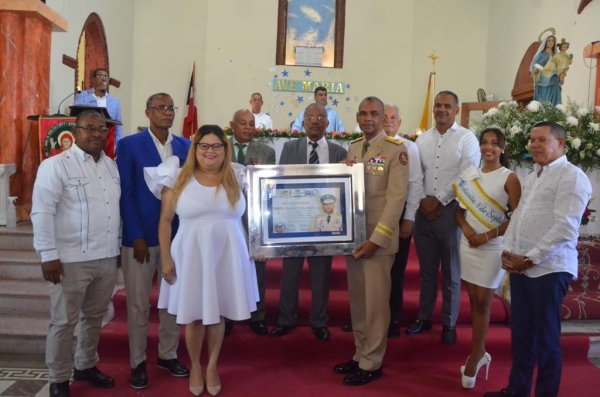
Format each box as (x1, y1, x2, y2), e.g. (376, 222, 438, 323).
(74, 89, 123, 142)
(116, 129, 191, 247)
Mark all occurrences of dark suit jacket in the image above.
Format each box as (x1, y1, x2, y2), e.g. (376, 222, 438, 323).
(116, 129, 191, 247)
(279, 137, 347, 165)
(229, 138, 276, 165)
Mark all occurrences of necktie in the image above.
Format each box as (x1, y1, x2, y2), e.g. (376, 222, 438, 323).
(309, 142, 319, 164)
(362, 141, 370, 158)
(327, 215, 331, 223)
(236, 143, 246, 164)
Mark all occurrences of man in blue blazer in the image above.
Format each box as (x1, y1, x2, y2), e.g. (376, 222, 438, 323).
(270, 103, 348, 341)
(116, 93, 191, 390)
(73, 68, 123, 143)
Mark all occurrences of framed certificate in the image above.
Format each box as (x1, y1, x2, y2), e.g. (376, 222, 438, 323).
(247, 163, 366, 258)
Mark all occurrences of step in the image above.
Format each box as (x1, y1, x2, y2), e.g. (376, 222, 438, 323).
(0, 315, 49, 355)
(0, 223, 34, 251)
(0, 279, 51, 316)
(0, 249, 41, 280)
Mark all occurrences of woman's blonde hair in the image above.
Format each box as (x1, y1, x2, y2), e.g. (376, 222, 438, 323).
(172, 125, 240, 208)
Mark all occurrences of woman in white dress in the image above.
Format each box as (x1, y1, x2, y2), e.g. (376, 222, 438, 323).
(454, 127, 521, 389)
(152, 125, 259, 396)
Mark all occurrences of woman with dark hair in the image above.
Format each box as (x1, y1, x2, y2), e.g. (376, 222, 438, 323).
(530, 35, 562, 105)
(453, 127, 521, 389)
(145, 125, 259, 396)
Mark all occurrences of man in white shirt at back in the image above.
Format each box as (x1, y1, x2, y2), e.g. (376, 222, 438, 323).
(249, 92, 273, 129)
(406, 91, 480, 345)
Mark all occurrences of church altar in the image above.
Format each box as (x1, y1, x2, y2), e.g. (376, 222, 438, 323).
(261, 137, 600, 237)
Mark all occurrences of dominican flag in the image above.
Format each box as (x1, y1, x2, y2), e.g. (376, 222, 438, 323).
(182, 63, 198, 139)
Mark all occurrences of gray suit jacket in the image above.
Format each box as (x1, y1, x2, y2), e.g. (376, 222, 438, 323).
(229, 137, 276, 165)
(279, 138, 347, 165)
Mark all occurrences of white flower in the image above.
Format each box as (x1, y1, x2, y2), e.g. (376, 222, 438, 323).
(534, 64, 544, 71)
(509, 125, 521, 137)
(555, 104, 567, 113)
(526, 140, 531, 152)
(498, 102, 506, 108)
(527, 101, 541, 112)
(486, 108, 498, 117)
(566, 116, 579, 126)
(597, 148, 600, 157)
(590, 122, 599, 132)
(587, 143, 593, 150)
(577, 107, 589, 117)
(508, 101, 518, 107)
(580, 151, 586, 159)
(572, 137, 582, 149)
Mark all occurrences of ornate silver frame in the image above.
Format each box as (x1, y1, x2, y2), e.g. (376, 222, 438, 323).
(247, 163, 366, 258)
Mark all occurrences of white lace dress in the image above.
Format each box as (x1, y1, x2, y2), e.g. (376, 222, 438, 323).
(145, 157, 258, 325)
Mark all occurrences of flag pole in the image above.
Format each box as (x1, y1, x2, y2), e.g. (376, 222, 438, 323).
(427, 51, 439, 129)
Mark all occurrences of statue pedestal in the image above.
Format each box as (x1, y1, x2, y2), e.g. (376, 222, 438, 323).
(0, 0, 67, 220)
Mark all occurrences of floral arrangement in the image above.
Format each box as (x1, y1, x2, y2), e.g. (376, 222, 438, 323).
(582, 196, 596, 226)
(223, 126, 363, 144)
(475, 99, 600, 170)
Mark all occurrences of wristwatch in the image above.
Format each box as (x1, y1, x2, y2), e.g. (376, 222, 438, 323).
(523, 256, 535, 268)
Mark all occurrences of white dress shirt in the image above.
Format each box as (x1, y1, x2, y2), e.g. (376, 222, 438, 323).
(148, 128, 174, 161)
(31, 144, 121, 263)
(306, 136, 329, 164)
(416, 122, 481, 206)
(253, 112, 273, 129)
(92, 93, 107, 108)
(394, 134, 424, 221)
(503, 155, 592, 279)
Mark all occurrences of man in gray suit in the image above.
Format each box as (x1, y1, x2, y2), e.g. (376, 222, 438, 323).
(226, 109, 276, 337)
(270, 103, 348, 340)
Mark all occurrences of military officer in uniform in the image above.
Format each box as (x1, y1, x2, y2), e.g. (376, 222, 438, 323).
(334, 96, 409, 386)
(314, 194, 343, 232)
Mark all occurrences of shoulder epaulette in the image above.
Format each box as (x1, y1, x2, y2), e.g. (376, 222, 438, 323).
(350, 136, 365, 144)
(385, 136, 404, 145)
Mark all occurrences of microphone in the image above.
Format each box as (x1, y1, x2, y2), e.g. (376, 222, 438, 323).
(55, 88, 81, 116)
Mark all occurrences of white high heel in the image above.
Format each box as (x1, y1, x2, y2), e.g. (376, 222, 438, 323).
(460, 352, 491, 389)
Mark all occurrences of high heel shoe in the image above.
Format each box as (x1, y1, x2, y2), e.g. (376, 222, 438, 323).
(189, 383, 204, 396)
(460, 352, 491, 389)
(206, 374, 221, 396)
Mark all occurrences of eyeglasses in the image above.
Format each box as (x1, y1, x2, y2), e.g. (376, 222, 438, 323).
(75, 125, 108, 134)
(95, 75, 110, 80)
(196, 143, 225, 151)
(304, 116, 327, 123)
(147, 105, 178, 114)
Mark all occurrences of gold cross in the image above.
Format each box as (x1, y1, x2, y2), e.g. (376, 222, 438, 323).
(428, 51, 439, 73)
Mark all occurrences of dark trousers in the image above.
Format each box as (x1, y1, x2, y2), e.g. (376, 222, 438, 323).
(251, 261, 266, 322)
(389, 233, 412, 323)
(508, 272, 573, 397)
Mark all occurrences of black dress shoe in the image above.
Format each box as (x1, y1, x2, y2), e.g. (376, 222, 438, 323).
(157, 358, 190, 377)
(49, 381, 70, 397)
(72, 366, 115, 388)
(343, 368, 383, 386)
(333, 359, 359, 374)
(484, 388, 529, 397)
(342, 323, 353, 332)
(130, 361, 149, 390)
(250, 320, 268, 336)
(312, 326, 330, 340)
(270, 324, 295, 337)
(224, 318, 234, 336)
(442, 325, 457, 345)
(405, 319, 432, 335)
(387, 320, 400, 338)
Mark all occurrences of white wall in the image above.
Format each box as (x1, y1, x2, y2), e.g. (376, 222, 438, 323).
(47, 0, 135, 131)
(486, 0, 599, 107)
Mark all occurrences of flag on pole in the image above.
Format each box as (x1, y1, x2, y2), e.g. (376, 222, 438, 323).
(419, 72, 434, 131)
(182, 63, 198, 139)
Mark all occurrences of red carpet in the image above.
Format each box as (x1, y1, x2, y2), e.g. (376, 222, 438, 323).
(86, 245, 600, 396)
(562, 238, 600, 320)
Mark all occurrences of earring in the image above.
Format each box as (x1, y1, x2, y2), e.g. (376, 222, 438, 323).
(502, 151, 505, 154)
